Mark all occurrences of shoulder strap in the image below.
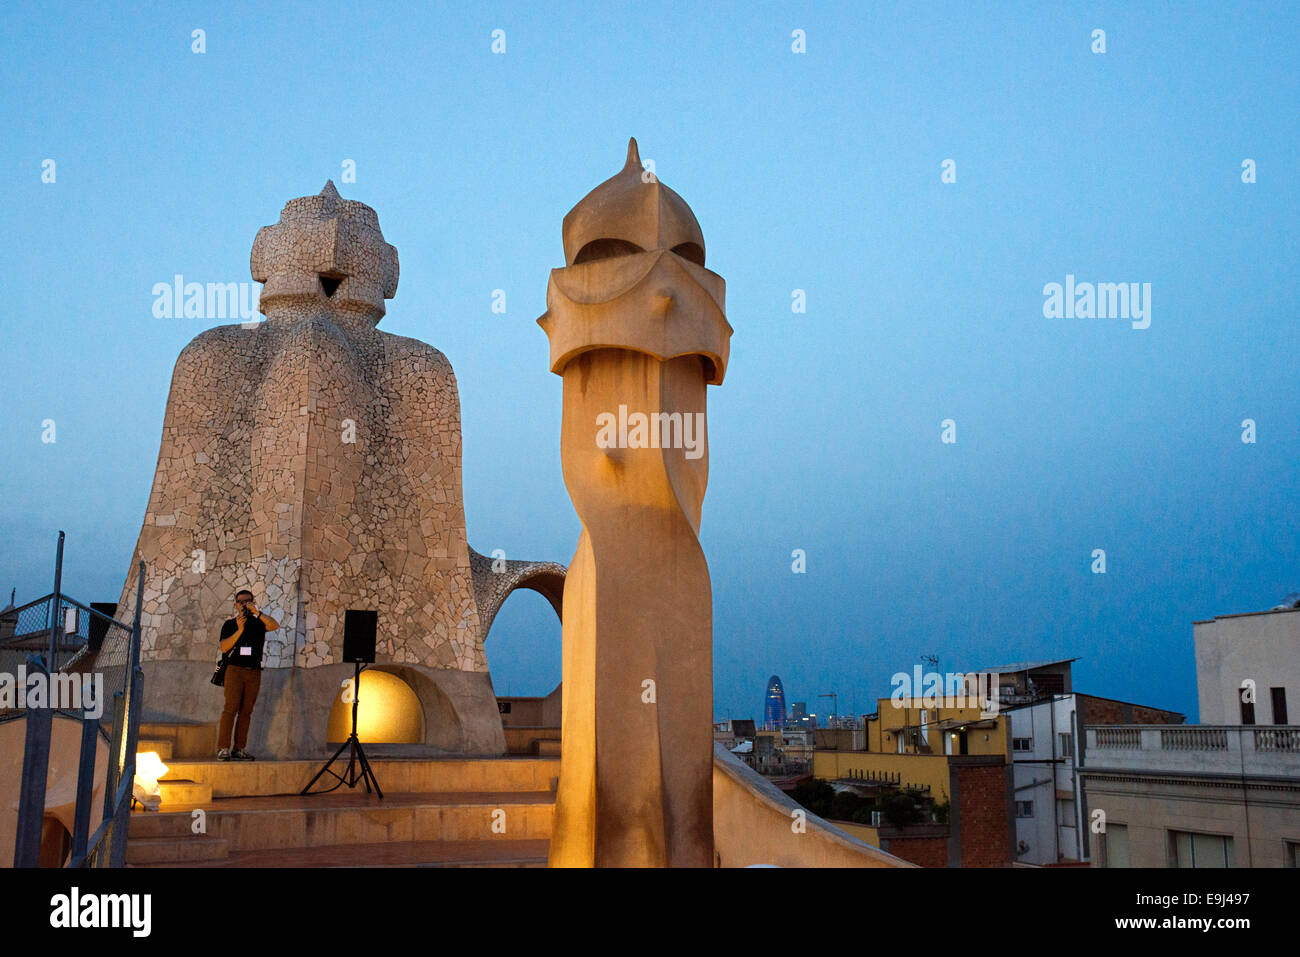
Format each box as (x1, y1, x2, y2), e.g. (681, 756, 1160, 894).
(220, 619, 242, 660)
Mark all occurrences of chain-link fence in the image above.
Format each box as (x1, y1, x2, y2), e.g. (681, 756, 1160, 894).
(6, 532, 145, 868)
(0, 595, 61, 679)
(0, 597, 132, 681)
(56, 596, 133, 673)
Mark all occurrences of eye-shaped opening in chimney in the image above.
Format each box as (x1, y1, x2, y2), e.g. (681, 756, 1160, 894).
(573, 238, 644, 265)
(319, 273, 343, 297)
(671, 242, 705, 267)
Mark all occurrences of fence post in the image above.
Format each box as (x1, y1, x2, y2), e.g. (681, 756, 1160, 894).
(109, 669, 144, 867)
(46, 531, 65, 670)
(99, 688, 125, 859)
(107, 560, 147, 868)
(70, 709, 101, 862)
(13, 653, 53, 867)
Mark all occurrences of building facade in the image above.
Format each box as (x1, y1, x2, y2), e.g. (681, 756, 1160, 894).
(1194, 606, 1299, 726)
(1083, 724, 1300, 866)
(1005, 691, 1183, 866)
(1082, 604, 1300, 867)
(810, 696, 1016, 866)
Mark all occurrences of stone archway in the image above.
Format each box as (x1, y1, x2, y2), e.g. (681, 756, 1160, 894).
(469, 547, 565, 749)
(468, 547, 565, 642)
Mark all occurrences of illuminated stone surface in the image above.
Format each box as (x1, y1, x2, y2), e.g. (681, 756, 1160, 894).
(111, 183, 561, 757)
(541, 140, 732, 866)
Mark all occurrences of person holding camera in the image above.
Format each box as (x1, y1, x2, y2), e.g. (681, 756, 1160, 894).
(216, 588, 279, 761)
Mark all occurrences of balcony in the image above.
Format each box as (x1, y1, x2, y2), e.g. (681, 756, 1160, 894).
(1084, 725, 1300, 779)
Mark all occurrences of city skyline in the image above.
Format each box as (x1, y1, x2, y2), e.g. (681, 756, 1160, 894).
(4, 2, 1299, 724)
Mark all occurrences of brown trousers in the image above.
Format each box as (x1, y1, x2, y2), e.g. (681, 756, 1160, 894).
(218, 666, 262, 750)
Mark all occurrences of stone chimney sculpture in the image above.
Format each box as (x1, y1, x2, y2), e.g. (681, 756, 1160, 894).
(112, 182, 564, 757)
(539, 139, 732, 866)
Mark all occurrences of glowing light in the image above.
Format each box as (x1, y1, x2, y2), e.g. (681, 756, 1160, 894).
(133, 751, 168, 810)
(326, 670, 424, 743)
(135, 751, 168, 786)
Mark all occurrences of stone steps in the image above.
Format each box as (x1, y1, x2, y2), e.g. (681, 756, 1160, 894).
(126, 752, 559, 867)
(156, 756, 560, 798)
(157, 778, 213, 805)
(130, 838, 550, 868)
(129, 788, 554, 849)
(136, 738, 174, 761)
(125, 835, 230, 865)
(123, 724, 562, 868)
(502, 725, 562, 756)
(130, 722, 218, 760)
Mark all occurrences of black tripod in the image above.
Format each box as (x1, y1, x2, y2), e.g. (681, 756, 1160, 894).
(301, 660, 383, 799)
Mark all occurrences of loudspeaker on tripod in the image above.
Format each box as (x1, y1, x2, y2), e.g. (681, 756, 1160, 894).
(300, 608, 384, 799)
(343, 609, 377, 664)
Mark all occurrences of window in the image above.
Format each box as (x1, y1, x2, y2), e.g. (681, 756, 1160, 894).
(1170, 830, 1232, 868)
(1016, 800, 1034, 818)
(1287, 842, 1300, 868)
(1271, 687, 1288, 725)
(1240, 698, 1255, 725)
(1013, 737, 1033, 752)
(1103, 824, 1130, 868)
(1059, 732, 1074, 757)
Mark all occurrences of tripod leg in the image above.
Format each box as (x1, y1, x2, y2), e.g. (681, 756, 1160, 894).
(363, 754, 382, 799)
(345, 734, 362, 789)
(355, 737, 372, 794)
(353, 738, 383, 800)
(346, 734, 370, 793)
(300, 737, 353, 795)
(364, 751, 382, 800)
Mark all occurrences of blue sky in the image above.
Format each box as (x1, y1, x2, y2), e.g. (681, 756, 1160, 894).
(2, 2, 1297, 721)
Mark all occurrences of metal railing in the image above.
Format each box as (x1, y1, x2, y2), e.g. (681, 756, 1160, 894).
(0, 594, 134, 677)
(8, 532, 145, 868)
(0, 596, 77, 676)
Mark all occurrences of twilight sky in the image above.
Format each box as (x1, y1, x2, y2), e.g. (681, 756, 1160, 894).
(2, 2, 1297, 722)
